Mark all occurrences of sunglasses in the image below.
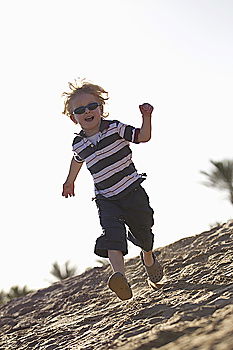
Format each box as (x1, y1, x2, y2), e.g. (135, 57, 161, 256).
(73, 102, 101, 115)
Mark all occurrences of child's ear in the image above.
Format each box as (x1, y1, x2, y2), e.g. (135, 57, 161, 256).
(70, 115, 78, 124)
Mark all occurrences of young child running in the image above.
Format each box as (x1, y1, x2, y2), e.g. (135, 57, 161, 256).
(62, 80, 163, 300)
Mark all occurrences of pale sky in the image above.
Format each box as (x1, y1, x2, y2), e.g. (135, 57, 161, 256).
(0, 0, 232, 291)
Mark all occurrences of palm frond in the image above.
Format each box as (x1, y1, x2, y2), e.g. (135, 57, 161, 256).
(201, 160, 233, 189)
(50, 261, 77, 281)
(200, 159, 233, 205)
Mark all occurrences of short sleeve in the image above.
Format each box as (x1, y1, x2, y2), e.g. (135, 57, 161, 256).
(73, 152, 84, 163)
(72, 135, 84, 163)
(116, 121, 140, 143)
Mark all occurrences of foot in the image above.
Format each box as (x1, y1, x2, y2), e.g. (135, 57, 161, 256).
(108, 272, 133, 301)
(140, 251, 164, 283)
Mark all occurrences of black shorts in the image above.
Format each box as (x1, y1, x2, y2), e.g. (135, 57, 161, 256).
(94, 185, 154, 258)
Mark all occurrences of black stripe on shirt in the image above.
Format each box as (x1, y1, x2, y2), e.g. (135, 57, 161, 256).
(94, 163, 137, 190)
(88, 145, 132, 174)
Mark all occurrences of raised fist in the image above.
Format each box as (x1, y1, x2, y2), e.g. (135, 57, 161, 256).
(139, 103, 153, 115)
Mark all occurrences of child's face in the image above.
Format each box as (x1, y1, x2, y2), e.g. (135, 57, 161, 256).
(70, 93, 102, 136)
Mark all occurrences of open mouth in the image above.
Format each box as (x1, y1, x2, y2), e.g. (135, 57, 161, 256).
(84, 116, 94, 122)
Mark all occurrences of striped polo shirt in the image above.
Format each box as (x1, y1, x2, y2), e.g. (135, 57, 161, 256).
(72, 119, 145, 199)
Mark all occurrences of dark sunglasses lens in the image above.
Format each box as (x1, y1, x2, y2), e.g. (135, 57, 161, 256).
(88, 102, 99, 111)
(73, 102, 99, 114)
(74, 107, 85, 114)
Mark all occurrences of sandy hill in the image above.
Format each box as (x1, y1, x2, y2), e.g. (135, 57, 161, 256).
(0, 220, 233, 350)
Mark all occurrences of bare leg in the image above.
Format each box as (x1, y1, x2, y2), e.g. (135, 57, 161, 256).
(108, 250, 132, 300)
(142, 250, 154, 267)
(108, 250, 125, 276)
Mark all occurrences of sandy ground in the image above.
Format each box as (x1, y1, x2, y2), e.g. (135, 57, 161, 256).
(0, 220, 232, 350)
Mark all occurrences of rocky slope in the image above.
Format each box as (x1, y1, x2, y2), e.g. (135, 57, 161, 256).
(0, 220, 233, 350)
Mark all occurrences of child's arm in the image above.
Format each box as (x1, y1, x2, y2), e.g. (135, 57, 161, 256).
(62, 158, 84, 198)
(138, 103, 154, 143)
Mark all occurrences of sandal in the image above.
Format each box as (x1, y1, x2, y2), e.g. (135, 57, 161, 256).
(108, 272, 133, 301)
(140, 251, 164, 284)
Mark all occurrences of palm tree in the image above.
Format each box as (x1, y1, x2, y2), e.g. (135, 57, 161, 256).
(0, 286, 32, 304)
(200, 159, 233, 205)
(6, 286, 32, 299)
(50, 261, 77, 281)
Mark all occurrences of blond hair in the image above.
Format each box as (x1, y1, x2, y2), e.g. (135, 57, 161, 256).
(62, 79, 109, 119)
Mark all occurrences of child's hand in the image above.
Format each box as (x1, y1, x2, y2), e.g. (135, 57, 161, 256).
(62, 182, 75, 198)
(139, 103, 154, 117)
